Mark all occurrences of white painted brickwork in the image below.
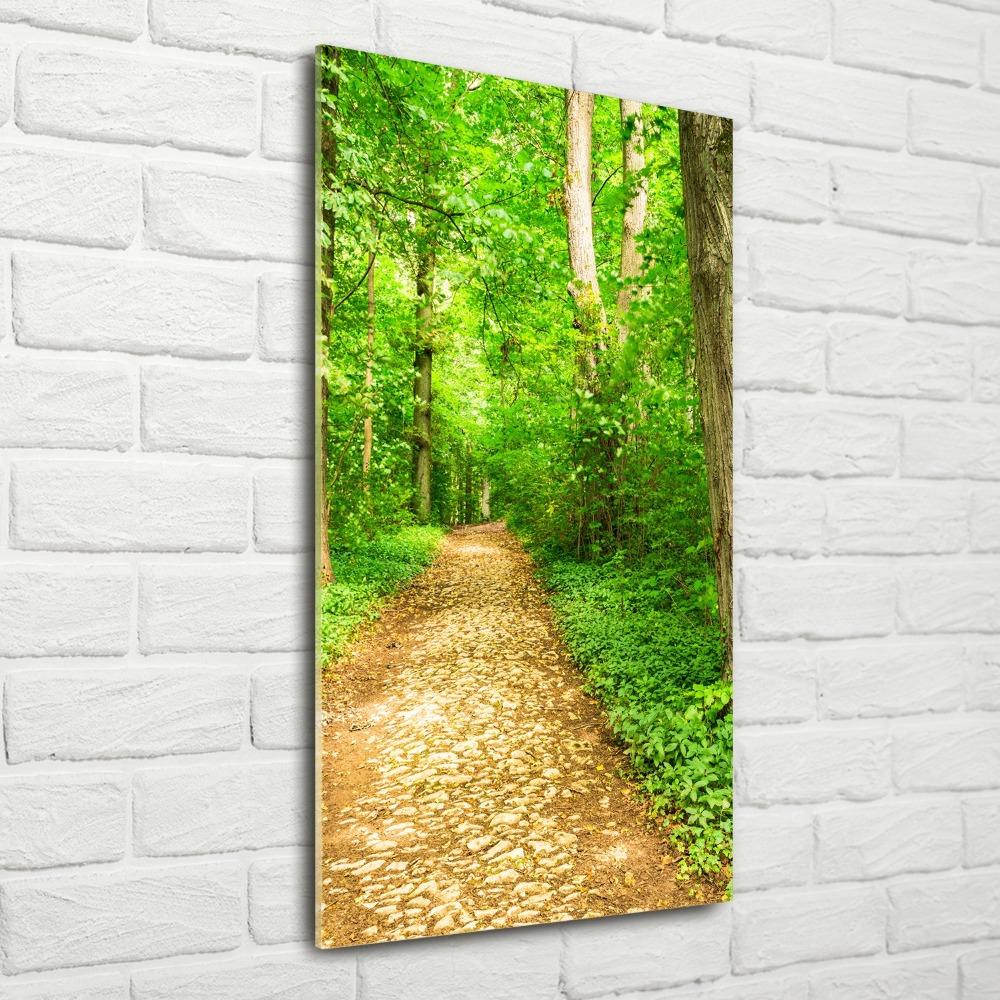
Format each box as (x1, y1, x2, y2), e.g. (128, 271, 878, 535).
(0, 0, 997, 995)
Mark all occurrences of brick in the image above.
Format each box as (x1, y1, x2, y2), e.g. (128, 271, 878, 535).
(750, 226, 906, 315)
(737, 728, 890, 805)
(824, 483, 967, 554)
(573, 26, 751, 122)
(894, 722, 1000, 790)
(489, 0, 662, 30)
(258, 272, 311, 363)
(16, 46, 256, 154)
(816, 800, 962, 881)
(889, 871, 1000, 950)
(377, 0, 574, 90)
(134, 762, 307, 856)
(754, 61, 906, 150)
(262, 71, 311, 162)
(834, 0, 980, 84)
(607, 980, 807, 1000)
(987, 26, 1000, 91)
(903, 410, 1000, 479)
(0, 865, 242, 973)
(251, 663, 312, 749)
(139, 564, 310, 653)
(141, 365, 308, 459)
(910, 249, 1000, 326)
(901, 564, 1000, 634)
(359, 927, 561, 999)
(0, 45, 9, 126)
(832, 155, 979, 242)
(144, 162, 309, 263)
(743, 397, 899, 478)
(735, 137, 829, 223)
(668, 0, 828, 57)
(740, 563, 896, 641)
(732, 810, 813, 891)
(561, 907, 730, 997)
(12, 251, 254, 359)
(734, 647, 815, 724)
(0, 977, 126, 1000)
(0, 566, 131, 658)
(0, 361, 133, 450)
(733, 303, 825, 392)
(254, 463, 309, 553)
(818, 644, 964, 718)
(248, 858, 311, 944)
(911, 85, 1000, 166)
(0, 146, 137, 248)
(980, 174, 1000, 246)
(967, 645, 1000, 710)
(964, 797, 1000, 866)
(811, 956, 957, 1000)
(0, 0, 142, 38)
(11, 460, 248, 552)
(149, 0, 372, 60)
(972, 490, 1000, 550)
(975, 336, 1000, 402)
(131, 961, 355, 1000)
(733, 478, 823, 557)
(827, 318, 970, 400)
(3, 668, 244, 763)
(734, 886, 886, 973)
(0, 774, 126, 869)
(960, 948, 1000, 1000)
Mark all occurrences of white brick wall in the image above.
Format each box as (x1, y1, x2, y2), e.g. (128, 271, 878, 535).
(0, 0, 997, 996)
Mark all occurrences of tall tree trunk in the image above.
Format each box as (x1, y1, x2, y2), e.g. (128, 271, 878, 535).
(679, 110, 734, 681)
(563, 89, 607, 386)
(317, 48, 338, 587)
(480, 477, 491, 520)
(617, 99, 648, 346)
(412, 251, 434, 524)
(361, 231, 375, 487)
(464, 441, 473, 524)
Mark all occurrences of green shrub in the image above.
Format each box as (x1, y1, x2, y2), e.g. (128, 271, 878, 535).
(534, 551, 732, 888)
(320, 525, 444, 667)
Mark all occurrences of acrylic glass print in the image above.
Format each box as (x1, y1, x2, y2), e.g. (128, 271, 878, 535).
(316, 44, 734, 948)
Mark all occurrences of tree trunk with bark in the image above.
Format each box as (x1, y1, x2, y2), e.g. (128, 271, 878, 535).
(563, 89, 607, 386)
(480, 477, 491, 520)
(617, 99, 648, 346)
(412, 251, 434, 524)
(317, 49, 338, 587)
(678, 110, 734, 681)
(362, 237, 375, 486)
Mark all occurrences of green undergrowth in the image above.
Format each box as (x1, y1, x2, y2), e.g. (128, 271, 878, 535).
(320, 525, 445, 669)
(533, 550, 733, 890)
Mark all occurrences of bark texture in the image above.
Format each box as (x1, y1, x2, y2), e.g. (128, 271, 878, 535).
(413, 251, 434, 524)
(362, 242, 375, 485)
(679, 110, 734, 680)
(563, 89, 606, 384)
(617, 99, 648, 346)
(317, 49, 338, 587)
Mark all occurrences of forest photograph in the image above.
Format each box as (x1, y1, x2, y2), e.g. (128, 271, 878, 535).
(316, 45, 733, 948)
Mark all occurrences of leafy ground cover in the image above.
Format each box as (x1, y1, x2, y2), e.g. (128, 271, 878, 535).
(320, 525, 445, 667)
(533, 549, 732, 891)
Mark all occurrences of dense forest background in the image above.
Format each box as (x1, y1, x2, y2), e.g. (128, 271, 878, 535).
(317, 47, 733, 886)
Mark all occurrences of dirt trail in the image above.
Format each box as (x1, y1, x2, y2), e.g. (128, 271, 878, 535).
(318, 522, 720, 948)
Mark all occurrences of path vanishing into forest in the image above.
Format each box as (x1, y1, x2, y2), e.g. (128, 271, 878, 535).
(319, 523, 720, 947)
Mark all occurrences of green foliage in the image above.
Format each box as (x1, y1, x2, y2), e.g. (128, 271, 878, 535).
(320, 525, 444, 666)
(318, 48, 732, 889)
(535, 550, 732, 886)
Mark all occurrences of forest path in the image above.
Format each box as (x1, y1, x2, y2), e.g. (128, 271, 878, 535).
(319, 522, 719, 948)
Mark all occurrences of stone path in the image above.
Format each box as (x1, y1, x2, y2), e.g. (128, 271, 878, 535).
(318, 522, 719, 948)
